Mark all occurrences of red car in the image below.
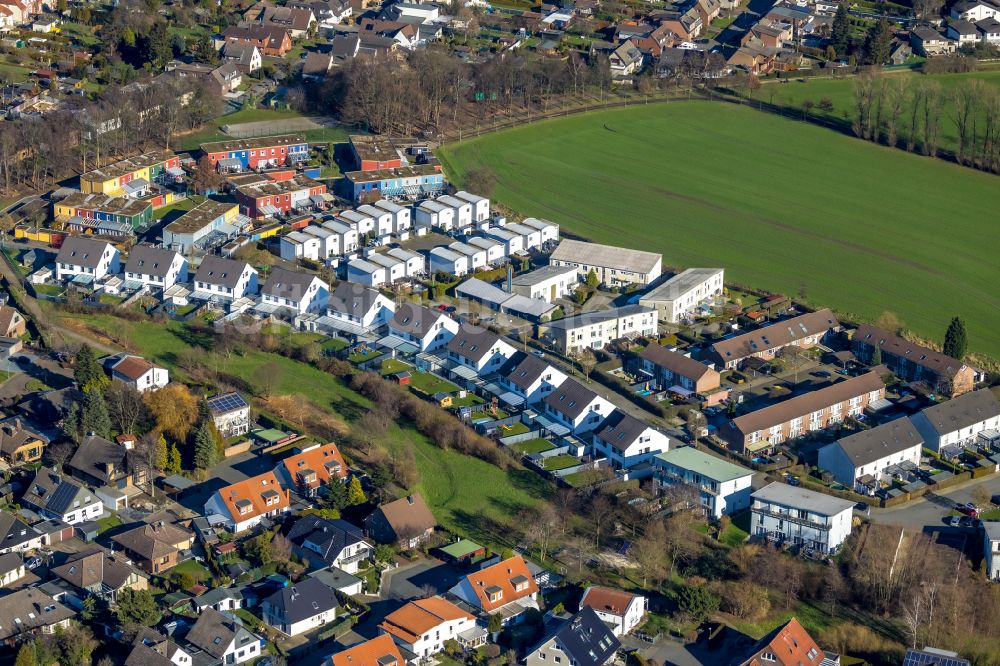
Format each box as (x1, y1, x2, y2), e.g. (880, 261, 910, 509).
(435, 304, 448, 311)
(957, 504, 978, 517)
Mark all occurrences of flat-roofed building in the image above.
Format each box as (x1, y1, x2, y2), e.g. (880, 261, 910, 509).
(540, 305, 657, 354)
(751, 482, 855, 553)
(639, 268, 724, 323)
(510, 265, 578, 302)
(655, 446, 754, 518)
(549, 239, 661, 286)
(162, 199, 242, 254)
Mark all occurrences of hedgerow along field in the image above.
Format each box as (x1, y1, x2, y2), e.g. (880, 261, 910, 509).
(438, 101, 1000, 359)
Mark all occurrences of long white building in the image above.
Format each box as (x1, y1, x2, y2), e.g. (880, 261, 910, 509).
(655, 446, 753, 518)
(639, 268, 724, 323)
(751, 482, 855, 554)
(818, 419, 924, 495)
(549, 239, 661, 286)
(910, 389, 1000, 453)
(540, 304, 657, 354)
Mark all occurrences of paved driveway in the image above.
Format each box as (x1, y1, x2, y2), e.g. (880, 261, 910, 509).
(870, 473, 1000, 531)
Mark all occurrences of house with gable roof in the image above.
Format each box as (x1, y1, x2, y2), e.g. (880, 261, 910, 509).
(387, 303, 459, 353)
(287, 515, 372, 572)
(365, 493, 437, 549)
(109, 354, 169, 392)
(592, 408, 672, 471)
(273, 442, 348, 497)
(54, 236, 120, 282)
(184, 608, 263, 664)
(22, 467, 103, 525)
(542, 378, 614, 436)
(380, 596, 482, 657)
(524, 607, 621, 666)
(496, 352, 568, 406)
(448, 555, 539, 625)
(325, 634, 404, 666)
(580, 586, 647, 636)
(203, 471, 291, 533)
(193, 256, 259, 303)
(263, 576, 340, 636)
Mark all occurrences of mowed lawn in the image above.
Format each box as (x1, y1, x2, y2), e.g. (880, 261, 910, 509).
(439, 101, 1000, 358)
(760, 69, 1000, 157)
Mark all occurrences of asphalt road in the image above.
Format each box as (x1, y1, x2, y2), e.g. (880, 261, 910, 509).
(869, 472, 1000, 531)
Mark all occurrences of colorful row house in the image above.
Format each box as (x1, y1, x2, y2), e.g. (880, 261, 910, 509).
(201, 134, 309, 171)
(54, 192, 152, 231)
(78, 150, 182, 195)
(344, 164, 445, 202)
(235, 174, 327, 218)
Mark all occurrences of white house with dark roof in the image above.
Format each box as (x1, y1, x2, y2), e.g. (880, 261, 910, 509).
(208, 392, 251, 439)
(977, 16, 1000, 41)
(124, 246, 188, 291)
(951, 0, 1000, 21)
(910, 389, 1000, 453)
(260, 267, 329, 315)
(541, 305, 657, 354)
(579, 586, 647, 637)
(592, 409, 672, 471)
(263, 577, 340, 636)
(55, 236, 120, 282)
(639, 268, 724, 323)
(946, 18, 980, 44)
(185, 608, 262, 664)
(818, 419, 924, 494)
(496, 352, 568, 405)
(524, 607, 620, 666)
(21, 467, 103, 525)
(193, 256, 258, 302)
(326, 281, 394, 330)
(387, 303, 459, 352)
(445, 325, 516, 374)
(542, 378, 614, 435)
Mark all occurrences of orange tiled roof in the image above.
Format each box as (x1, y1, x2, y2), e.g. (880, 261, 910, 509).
(112, 355, 161, 381)
(330, 634, 403, 666)
(464, 555, 538, 613)
(581, 586, 637, 616)
(743, 618, 825, 666)
(217, 471, 289, 523)
(280, 443, 347, 490)
(380, 596, 473, 644)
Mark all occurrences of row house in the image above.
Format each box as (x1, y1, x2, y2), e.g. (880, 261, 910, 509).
(54, 236, 120, 283)
(496, 352, 568, 406)
(325, 281, 395, 330)
(721, 371, 886, 455)
(542, 378, 615, 436)
(259, 267, 329, 315)
(910, 388, 1000, 453)
(592, 408, 672, 471)
(124, 245, 188, 291)
(638, 344, 721, 396)
(706, 308, 840, 370)
(639, 267, 724, 324)
(202, 134, 308, 171)
(387, 303, 459, 353)
(54, 192, 152, 231)
(852, 323, 977, 397)
(79, 150, 180, 195)
(193, 255, 258, 302)
(540, 304, 657, 354)
(162, 199, 243, 254)
(235, 174, 327, 218)
(549, 239, 661, 287)
(344, 164, 445, 202)
(445, 325, 516, 375)
(818, 419, 924, 495)
(223, 25, 293, 56)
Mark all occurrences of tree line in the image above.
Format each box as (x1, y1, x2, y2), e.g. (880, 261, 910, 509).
(853, 71, 1000, 172)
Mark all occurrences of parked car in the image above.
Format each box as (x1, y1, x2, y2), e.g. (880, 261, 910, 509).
(434, 304, 448, 312)
(991, 494, 1000, 506)
(957, 503, 978, 517)
(854, 501, 869, 513)
(812, 370, 831, 378)
(25, 557, 42, 570)
(948, 516, 961, 527)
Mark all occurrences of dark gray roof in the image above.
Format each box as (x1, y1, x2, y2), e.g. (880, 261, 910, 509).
(446, 325, 502, 364)
(832, 419, 923, 467)
(542, 378, 600, 420)
(23, 468, 92, 515)
(0, 588, 75, 641)
(854, 324, 968, 378)
(639, 344, 716, 382)
(55, 236, 113, 269)
(262, 267, 321, 300)
(536, 607, 620, 666)
(287, 516, 366, 566)
(0, 552, 22, 575)
(391, 303, 446, 337)
(0, 511, 44, 551)
(125, 246, 181, 278)
(264, 577, 340, 623)
(914, 389, 1000, 435)
(593, 409, 652, 447)
(186, 609, 258, 659)
(195, 256, 253, 290)
(328, 281, 382, 317)
(68, 434, 127, 485)
(948, 18, 978, 34)
(498, 352, 549, 390)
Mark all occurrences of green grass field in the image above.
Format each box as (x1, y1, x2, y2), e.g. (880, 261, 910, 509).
(439, 101, 1000, 359)
(759, 69, 1000, 158)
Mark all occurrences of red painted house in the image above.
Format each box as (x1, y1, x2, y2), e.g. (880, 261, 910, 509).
(201, 134, 308, 171)
(234, 174, 327, 218)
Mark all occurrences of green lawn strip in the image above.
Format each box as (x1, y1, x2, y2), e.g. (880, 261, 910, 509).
(379, 359, 414, 376)
(542, 454, 581, 471)
(171, 558, 212, 583)
(96, 514, 122, 534)
(439, 100, 1000, 359)
(719, 522, 749, 547)
(511, 438, 555, 455)
(500, 421, 530, 436)
(562, 469, 607, 487)
(408, 371, 459, 395)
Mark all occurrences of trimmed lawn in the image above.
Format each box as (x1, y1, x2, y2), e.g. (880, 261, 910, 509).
(500, 421, 530, 436)
(563, 469, 607, 487)
(33, 284, 64, 297)
(472, 407, 508, 420)
(348, 349, 383, 364)
(322, 337, 349, 352)
(542, 454, 581, 471)
(379, 358, 413, 376)
(719, 521, 749, 547)
(452, 394, 484, 408)
(408, 371, 459, 396)
(979, 509, 1000, 521)
(440, 100, 1000, 359)
(172, 559, 212, 584)
(512, 438, 555, 455)
(96, 514, 122, 534)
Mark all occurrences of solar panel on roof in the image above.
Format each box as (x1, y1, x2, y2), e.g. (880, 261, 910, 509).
(208, 393, 249, 414)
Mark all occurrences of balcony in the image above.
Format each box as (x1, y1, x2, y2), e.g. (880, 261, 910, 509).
(753, 506, 831, 530)
(338, 548, 372, 566)
(661, 472, 719, 496)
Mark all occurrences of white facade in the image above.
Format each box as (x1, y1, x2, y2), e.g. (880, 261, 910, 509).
(985, 523, 1000, 582)
(543, 386, 615, 435)
(429, 247, 470, 277)
(322, 219, 360, 255)
(910, 390, 1000, 453)
(448, 334, 516, 374)
(338, 209, 375, 236)
(592, 410, 672, 470)
(389, 311, 460, 353)
(55, 241, 120, 282)
(386, 248, 425, 277)
(639, 268, 725, 323)
(449, 242, 487, 270)
(817, 420, 924, 493)
(327, 289, 394, 329)
(504, 223, 542, 251)
(498, 361, 567, 405)
(303, 226, 339, 258)
(125, 251, 188, 291)
(415, 200, 454, 232)
(580, 588, 647, 636)
(510, 265, 578, 303)
(453, 191, 490, 222)
(0, 560, 25, 587)
(468, 237, 506, 264)
(280, 232, 321, 262)
(437, 195, 473, 231)
(347, 259, 387, 288)
(368, 253, 406, 283)
(357, 204, 393, 236)
(520, 217, 559, 244)
(654, 447, 753, 519)
(194, 261, 258, 302)
(261, 274, 329, 314)
(384, 611, 477, 658)
(751, 482, 854, 553)
(484, 227, 525, 255)
(374, 199, 411, 233)
(952, 0, 999, 20)
(113, 360, 170, 393)
(544, 306, 658, 354)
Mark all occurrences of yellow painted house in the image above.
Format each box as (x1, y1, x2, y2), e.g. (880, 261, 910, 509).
(79, 150, 181, 195)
